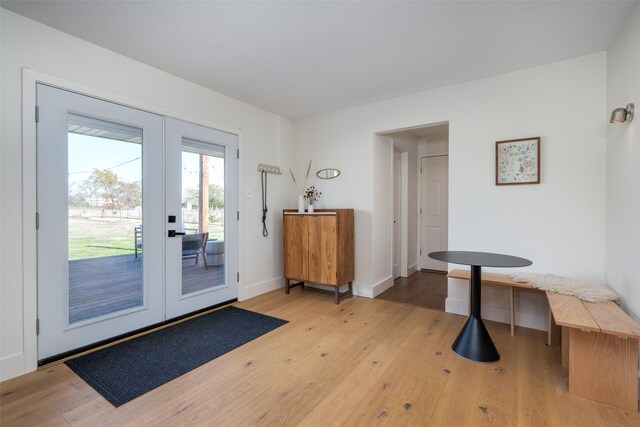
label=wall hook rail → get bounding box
[257,163,282,174]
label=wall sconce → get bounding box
[610,103,634,123]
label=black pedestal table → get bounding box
[429,251,532,363]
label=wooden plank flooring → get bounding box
[69,254,224,323]
[2,288,639,426]
[376,270,447,311]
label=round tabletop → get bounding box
[428,251,532,268]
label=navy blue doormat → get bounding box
[65,306,288,407]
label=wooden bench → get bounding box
[447,269,559,342]
[447,268,640,411]
[547,292,640,411]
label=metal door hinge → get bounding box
[36,318,40,335]
[237,149,239,159]
[36,212,39,230]
[420,208,422,215]
[35,105,39,123]
[237,211,239,220]
[237,272,240,282]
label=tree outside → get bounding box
[69,168,142,259]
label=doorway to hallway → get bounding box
[376,270,447,311]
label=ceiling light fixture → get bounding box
[610,103,634,123]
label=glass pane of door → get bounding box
[67,115,143,323]
[181,140,225,295]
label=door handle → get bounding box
[168,230,186,237]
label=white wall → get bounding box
[293,52,607,331]
[0,10,293,380]
[605,3,640,319]
[370,135,394,296]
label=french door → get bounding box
[165,118,238,319]
[36,84,238,360]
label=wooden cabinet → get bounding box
[283,209,354,303]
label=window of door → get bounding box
[67,114,144,323]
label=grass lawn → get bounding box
[69,214,224,260]
[69,216,139,259]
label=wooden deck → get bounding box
[69,254,224,323]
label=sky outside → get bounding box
[68,133,225,196]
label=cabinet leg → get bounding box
[349,282,353,297]
[335,287,340,304]
[301,281,305,290]
[285,279,290,295]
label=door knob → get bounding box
[168,230,186,237]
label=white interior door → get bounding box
[420,156,449,271]
[36,84,164,360]
[165,118,238,319]
[392,150,402,279]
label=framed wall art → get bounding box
[495,137,540,185]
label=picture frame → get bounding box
[495,137,540,185]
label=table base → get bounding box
[452,315,500,363]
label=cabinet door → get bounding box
[308,215,338,285]
[283,214,308,280]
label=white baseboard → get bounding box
[239,277,284,301]
[357,285,373,298]
[371,276,394,298]
[1,352,25,381]
[445,297,547,332]
[407,263,417,276]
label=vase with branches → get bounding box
[289,160,312,212]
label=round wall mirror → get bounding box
[316,168,341,179]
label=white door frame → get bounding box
[392,150,402,279]
[399,151,409,277]
[21,68,243,373]
[390,146,410,279]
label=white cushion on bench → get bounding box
[510,273,619,303]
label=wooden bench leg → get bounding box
[568,329,638,411]
[561,326,569,368]
[509,287,515,336]
[547,310,562,346]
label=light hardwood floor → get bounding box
[1,287,639,426]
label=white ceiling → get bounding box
[2,1,635,119]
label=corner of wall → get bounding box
[0,353,25,382]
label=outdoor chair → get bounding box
[134,225,142,258]
[182,232,209,269]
